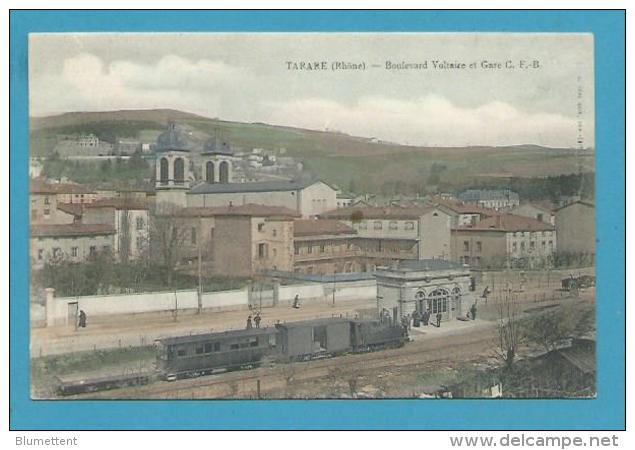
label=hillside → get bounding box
[29,109,595,193]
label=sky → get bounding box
[28,33,594,148]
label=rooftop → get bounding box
[56,202,83,217]
[457,214,555,232]
[458,189,520,202]
[157,327,276,345]
[84,198,150,210]
[188,179,327,195]
[31,223,116,238]
[174,203,300,218]
[397,259,465,271]
[293,219,356,237]
[30,180,95,195]
[320,205,435,220]
[430,198,500,216]
[275,317,351,329]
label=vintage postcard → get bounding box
[26,32,597,402]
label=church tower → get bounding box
[155,123,193,209]
[201,134,234,184]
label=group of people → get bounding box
[402,309,442,329]
[246,311,262,329]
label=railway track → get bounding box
[76,325,498,399]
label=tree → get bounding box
[148,205,189,287]
[496,290,522,370]
[523,304,595,353]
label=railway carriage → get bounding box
[275,318,352,361]
[155,327,278,380]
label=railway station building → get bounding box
[375,260,473,323]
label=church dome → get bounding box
[155,123,196,153]
[202,135,234,156]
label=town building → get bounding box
[429,198,499,227]
[30,180,64,225]
[510,202,556,225]
[458,189,520,210]
[451,214,556,268]
[375,259,473,323]
[211,205,298,277]
[153,123,337,217]
[82,198,150,262]
[52,134,114,157]
[293,219,359,274]
[30,223,116,269]
[554,201,595,261]
[320,205,453,261]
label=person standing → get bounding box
[78,310,87,328]
[470,303,477,321]
[246,315,253,329]
[254,312,261,328]
[292,294,300,309]
[436,312,442,328]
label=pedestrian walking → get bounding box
[78,310,87,328]
[254,312,261,328]
[292,294,300,309]
[422,309,430,326]
[436,312,442,328]
[470,303,477,321]
[246,315,253,329]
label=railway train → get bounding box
[56,317,408,395]
[155,317,408,381]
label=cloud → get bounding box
[263,95,581,147]
[30,53,585,148]
[30,53,243,117]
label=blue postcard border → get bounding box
[9,10,625,430]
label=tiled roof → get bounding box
[30,180,95,195]
[57,202,83,217]
[293,219,357,237]
[85,198,149,210]
[458,189,520,202]
[457,214,554,232]
[175,203,300,218]
[554,200,595,212]
[188,179,329,195]
[430,198,500,216]
[31,223,115,238]
[320,205,434,220]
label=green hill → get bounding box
[29,109,595,194]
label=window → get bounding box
[89,245,97,255]
[428,289,449,314]
[373,221,382,230]
[512,242,517,252]
[307,245,313,254]
[136,217,145,230]
[195,345,205,355]
[294,245,299,255]
[191,227,197,245]
[476,241,482,253]
[405,221,415,230]
[530,241,536,250]
[258,243,267,258]
[177,349,187,357]
[136,236,145,252]
[389,221,398,230]
[359,222,367,230]
[102,245,111,253]
[249,338,259,348]
[320,244,325,253]
[258,223,265,232]
[52,247,61,258]
[44,196,50,205]
[463,241,469,252]
[520,242,526,251]
[537,213,544,222]
[272,229,277,237]
[542,241,546,249]
[71,247,78,257]
[37,249,44,260]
